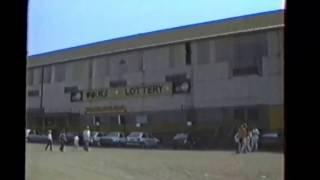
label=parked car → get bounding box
[27,134,48,143]
[91,131,105,146]
[172,133,197,149]
[100,132,126,147]
[126,132,160,148]
[259,132,283,150]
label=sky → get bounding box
[28,0,285,56]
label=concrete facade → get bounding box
[26,10,284,147]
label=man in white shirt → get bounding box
[45,129,53,151]
[82,126,91,152]
[74,135,79,149]
[234,131,241,153]
[251,128,260,151]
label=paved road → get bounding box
[26,143,284,180]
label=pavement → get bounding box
[26,143,284,180]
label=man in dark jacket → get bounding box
[59,129,67,152]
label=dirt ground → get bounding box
[26,143,284,180]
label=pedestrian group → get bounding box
[234,123,260,153]
[44,126,91,152]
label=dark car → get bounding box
[172,133,197,149]
[66,132,78,145]
[259,132,284,150]
[27,134,48,143]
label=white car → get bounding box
[126,132,160,148]
[100,132,126,147]
[91,132,105,146]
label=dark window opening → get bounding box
[43,66,52,84]
[55,64,66,82]
[232,31,267,76]
[89,61,93,79]
[64,86,78,93]
[28,90,39,97]
[109,80,127,88]
[27,69,34,86]
[185,42,191,65]
[119,59,126,65]
[165,74,187,83]
[197,40,210,65]
[234,108,245,122]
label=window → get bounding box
[185,42,191,65]
[43,66,52,84]
[27,69,34,86]
[247,107,259,122]
[72,61,86,81]
[233,31,268,76]
[88,61,93,79]
[197,40,210,65]
[215,36,233,63]
[169,46,176,68]
[64,86,78,93]
[119,59,128,74]
[54,64,66,82]
[140,55,145,72]
[234,108,245,122]
[165,74,187,83]
[105,59,110,76]
[33,68,43,85]
[28,90,39,97]
[109,80,127,88]
[234,107,260,124]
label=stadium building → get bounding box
[26,10,284,147]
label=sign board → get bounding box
[71,82,173,102]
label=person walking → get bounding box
[251,127,260,151]
[45,129,53,151]
[59,129,67,152]
[246,129,253,152]
[74,135,79,150]
[82,126,91,152]
[234,130,241,153]
[238,124,248,153]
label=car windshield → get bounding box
[107,132,118,137]
[128,132,141,137]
